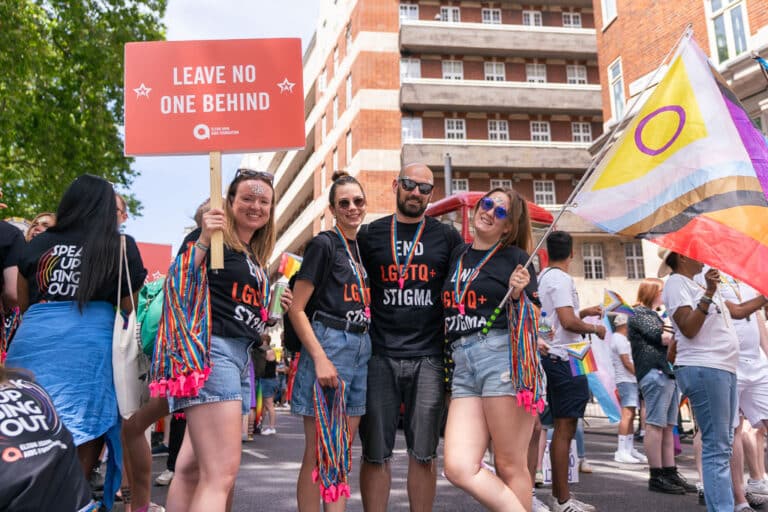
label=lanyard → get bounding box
[248,253,270,322]
[390,216,425,289]
[452,242,503,315]
[334,226,370,319]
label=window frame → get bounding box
[401,116,423,141]
[533,179,556,205]
[608,57,625,122]
[572,122,592,143]
[484,61,506,81]
[399,3,419,21]
[566,64,588,85]
[522,10,543,27]
[488,119,510,141]
[442,60,464,80]
[624,242,646,280]
[481,8,502,24]
[445,118,467,140]
[346,74,352,107]
[582,242,605,280]
[601,0,617,27]
[440,6,461,22]
[530,121,551,142]
[708,0,749,64]
[562,12,582,28]
[451,178,469,192]
[400,57,421,80]
[526,63,547,83]
[490,178,513,189]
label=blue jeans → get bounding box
[676,366,737,512]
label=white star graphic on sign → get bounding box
[277,78,295,94]
[133,83,152,99]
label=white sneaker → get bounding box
[746,490,768,507]
[578,458,593,474]
[533,495,552,512]
[262,427,277,436]
[481,460,497,475]
[147,504,166,512]
[551,498,593,512]
[570,496,596,512]
[614,450,641,464]
[746,478,768,496]
[154,469,174,486]
[630,448,648,463]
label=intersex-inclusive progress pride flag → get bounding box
[573,37,768,295]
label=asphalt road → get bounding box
[116,409,716,511]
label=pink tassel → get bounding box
[311,467,319,483]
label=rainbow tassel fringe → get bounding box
[0,307,20,365]
[149,243,211,399]
[508,295,546,416]
[311,379,351,503]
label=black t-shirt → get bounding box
[295,230,370,325]
[181,229,269,341]
[0,374,93,512]
[20,230,147,306]
[0,221,25,301]
[263,359,277,379]
[442,243,539,338]
[358,215,463,358]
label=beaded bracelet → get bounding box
[195,241,210,251]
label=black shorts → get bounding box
[542,356,589,419]
[359,353,445,464]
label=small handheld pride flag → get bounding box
[603,289,635,316]
[278,252,303,279]
[566,341,598,376]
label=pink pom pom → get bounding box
[338,483,351,498]
[311,467,319,483]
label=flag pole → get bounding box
[483,25,695,328]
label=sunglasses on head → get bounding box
[479,196,508,220]
[235,168,274,184]
[337,197,366,210]
[398,177,434,195]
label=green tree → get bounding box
[0,0,166,219]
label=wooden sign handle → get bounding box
[209,151,224,270]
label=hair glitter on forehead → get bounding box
[248,182,266,196]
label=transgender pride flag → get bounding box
[584,316,621,423]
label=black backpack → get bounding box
[283,232,335,353]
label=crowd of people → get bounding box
[1,164,768,512]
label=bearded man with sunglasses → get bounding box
[357,163,463,512]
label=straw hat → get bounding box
[657,246,673,278]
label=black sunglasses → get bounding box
[337,197,366,210]
[479,197,508,220]
[398,177,434,195]
[235,168,274,183]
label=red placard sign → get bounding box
[124,38,305,155]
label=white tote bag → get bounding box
[112,235,143,419]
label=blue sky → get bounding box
[123,0,320,250]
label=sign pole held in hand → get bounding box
[209,151,223,269]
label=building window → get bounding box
[346,131,352,165]
[333,96,339,126]
[526,63,547,83]
[562,12,582,28]
[442,60,464,80]
[440,6,461,22]
[481,8,502,24]
[566,65,587,84]
[530,121,551,142]
[709,0,748,63]
[445,118,466,140]
[625,242,645,279]
[488,120,509,141]
[452,178,469,192]
[522,10,543,27]
[601,0,617,26]
[345,24,352,49]
[572,122,592,143]
[319,68,327,92]
[321,164,327,191]
[346,75,352,107]
[609,58,625,121]
[582,243,605,280]
[484,62,505,81]
[402,116,423,141]
[321,115,326,139]
[399,3,419,20]
[491,179,513,189]
[333,47,339,75]
[533,180,556,205]
[400,57,421,80]
[333,148,338,171]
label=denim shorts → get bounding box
[616,381,639,409]
[639,369,679,427]
[290,320,372,417]
[169,334,252,413]
[541,355,589,419]
[260,378,279,400]
[450,330,515,398]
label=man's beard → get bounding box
[396,193,427,218]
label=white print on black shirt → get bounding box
[444,314,488,332]
[394,240,423,257]
[382,288,434,307]
[233,304,267,331]
[0,388,49,438]
[38,244,82,297]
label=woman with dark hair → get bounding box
[6,174,146,510]
[441,188,540,511]
[289,170,371,512]
[164,169,291,512]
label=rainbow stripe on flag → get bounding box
[566,341,598,376]
[603,289,635,316]
[278,252,303,279]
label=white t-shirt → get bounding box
[663,273,739,374]
[538,267,582,359]
[611,332,636,384]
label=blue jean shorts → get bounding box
[616,381,639,408]
[450,330,515,398]
[169,335,252,413]
[290,320,372,417]
[639,369,679,427]
[260,378,279,400]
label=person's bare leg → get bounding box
[645,424,664,468]
[732,422,747,506]
[123,396,170,509]
[551,418,577,503]
[77,437,104,478]
[360,460,391,512]
[407,456,437,512]
[297,416,321,512]
[165,427,198,512]
[528,417,542,483]
[661,425,676,468]
[265,397,276,429]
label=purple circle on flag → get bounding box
[634,105,686,156]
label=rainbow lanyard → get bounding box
[390,216,425,289]
[452,242,503,316]
[334,226,370,319]
[248,253,270,322]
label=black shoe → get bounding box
[697,489,705,506]
[665,471,698,493]
[649,476,686,495]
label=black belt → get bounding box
[312,310,368,334]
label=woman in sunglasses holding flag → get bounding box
[441,187,542,511]
[289,171,372,511]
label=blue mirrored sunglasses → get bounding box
[479,196,508,220]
